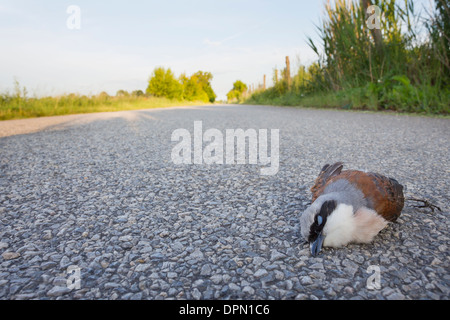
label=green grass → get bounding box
[244,0,450,116]
[245,84,450,115]
[0,91,209,121]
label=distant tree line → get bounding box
[145,67,216,103]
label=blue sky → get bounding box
[0,0,325,100]
[0,0,432,100]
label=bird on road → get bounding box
[300,162,405,256]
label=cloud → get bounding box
[203,31,247,47]
[203,38,223,47]
[203,18,272,47]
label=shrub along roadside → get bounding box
[0,81,209,121]
[247,76,450,115]
[1,67,217,120]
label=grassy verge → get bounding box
[244,0,450,116]
[0,92,209,121]
[245,84,450,115]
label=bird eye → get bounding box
[316,215,323,226]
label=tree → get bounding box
[232,80,247,93]
[192,71,216,103]
[180,73,208,102]
[146,67,183,100]
[180,71,216,103]
[146,67,216,102]
[227,80,248,102]
[131,90,144,97]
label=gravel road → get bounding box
[0,104,448,300]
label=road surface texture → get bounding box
[0,104,448,300]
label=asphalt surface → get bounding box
[0,104,448,300]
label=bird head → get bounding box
[300,198,355,256]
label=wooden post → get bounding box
[275,69,278,84]
[285,56,291,89]
[263,75,266,90]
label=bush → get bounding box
[146,67,183,100]
[116,90,129,97]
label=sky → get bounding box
[0,0,433,100]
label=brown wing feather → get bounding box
[310,162,344,200]
[312,168,404,222]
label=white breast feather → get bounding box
[322,203,389,247]
[323,203,355,247]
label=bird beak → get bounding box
[310,232,324,256]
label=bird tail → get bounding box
[310,162,344,196]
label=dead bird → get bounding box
[300,162,405,256]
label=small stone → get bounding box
[119,235,133,242]
[254,269,268,279]
[104,282,121,289]
[53,276,67,287]
[120,242,133,250]
[150,253,165,261]
[309,271,326,280]
[295,293,309,300]
[242,286,255,295]
[210,274,222,284]
[41,261,57,270]
[403,240,415,247]
[159,230,169,237]
[135,264,150,272]
[274,270,285,280]
[47,286,71,297]
[2,252,20,260]
[203,289,214,300]
[387,292,405,300]
[14,293,37,300]
[110,292,119,300]
[252,257,266,266]
[42,230,52,240]
[260,272,275,284]
[325,287,336,297]
[188,248,204,260]
[200,264,212,276]
[310,262,324,270]
[0,242,9,250]
[270,249,286,261]
[431,258,442,266]
[222,274,231,283]
[343,286,354,295]
[301,276,313,285]
[191,288,201,300]
[60,256,71,268]
[229,283,240,291]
